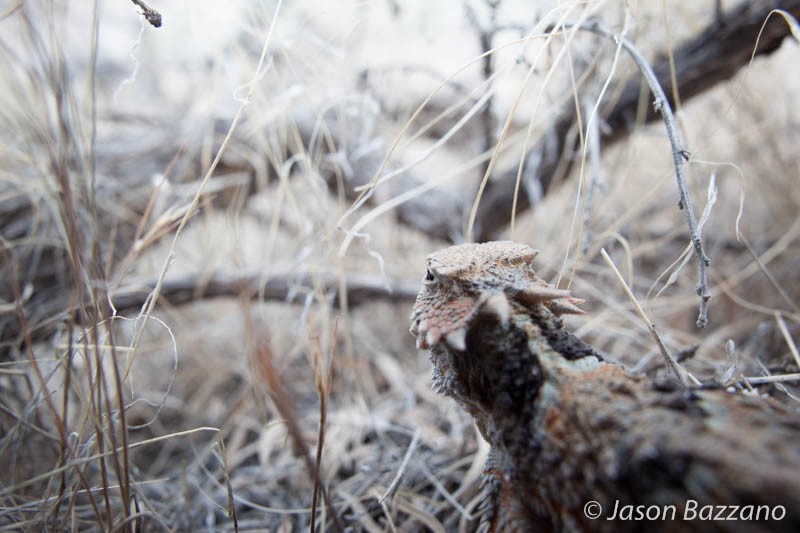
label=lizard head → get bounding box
[409,241,584,352]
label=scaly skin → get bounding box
[410,241,800,532]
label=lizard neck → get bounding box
[431,300,603,461]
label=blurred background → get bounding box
[1,0,798,530]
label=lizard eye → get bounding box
[423,269,437,285]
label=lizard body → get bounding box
[410,241,800,532]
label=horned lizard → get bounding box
[410,241,800,532]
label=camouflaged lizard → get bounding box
[410,241,800,532]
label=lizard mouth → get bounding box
[410,306,465,351]
[409,316,438,350]
[411,292,515,352]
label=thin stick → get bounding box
[109,270,419,314]
[775,312,800,369]
[601,248,700,387]
[379,428,421,504]
[738,373,800,385]
[130,0,162,28]
[568,22,712,327]
[419,462,474,521]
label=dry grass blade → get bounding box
[213,438,239,532]
[739,234,800,314]
[379,428,420,504]
[309,324,336,533]
[775,312,800,369]
[251,333,344,532]
[467,5,592,243]
[127,0,283,359]
[394,500,446,533]
[601,248,700,387]
[740,373,800,385]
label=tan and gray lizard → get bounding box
[410,241,800,532]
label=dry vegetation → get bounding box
[1,0,799,530]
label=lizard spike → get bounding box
[415,319,432,349]
[478,293,511,326]
[425,327,443,349]
[430,265,460,281]
[415,318,431,335]
[521,248,539,264]
[547,297,586,316]
[415,335,427,350]
[445,328,467,351]
[518,285,573,305]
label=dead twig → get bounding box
[577,21,711,328]
[379,428,420,504]
[110,271,420,314]
[130,0,162,28]
[473,0,800,243]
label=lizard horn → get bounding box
[518,285,573,305]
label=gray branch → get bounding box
[573,22,711,327]
[473,0,800,243]
[110,270,420,314]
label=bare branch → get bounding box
[110,271,419,314]
[130,0,162,28]
[473,0,800,242]
[575,21,711,327]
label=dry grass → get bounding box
[1,1,799,530]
